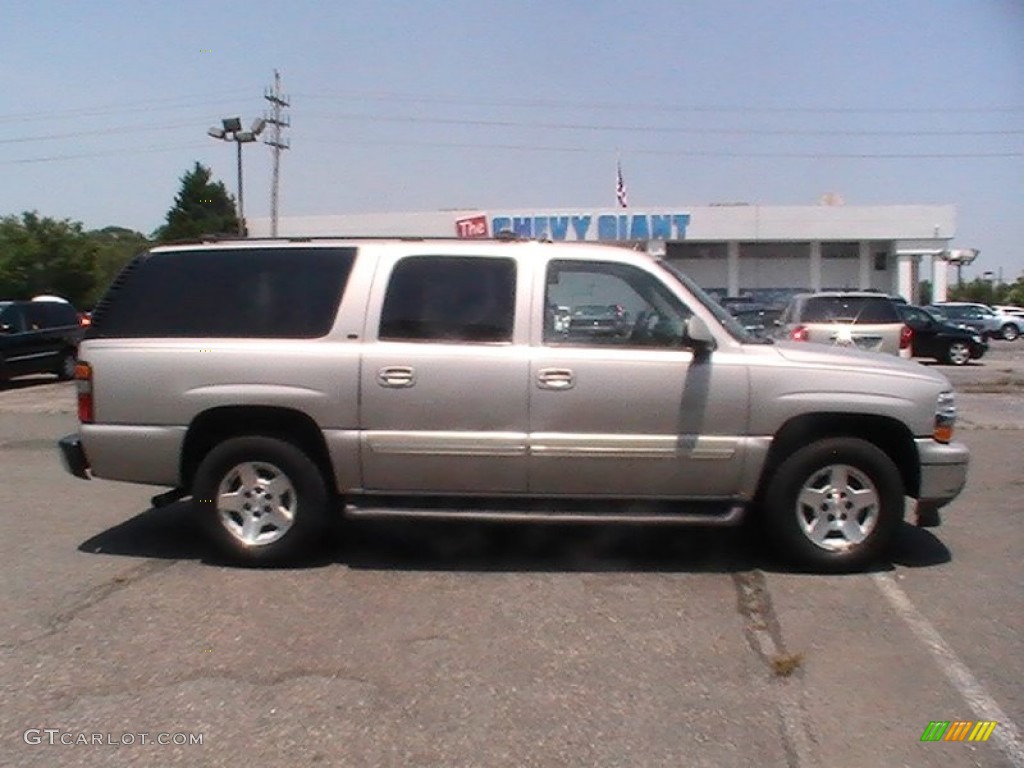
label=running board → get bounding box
[344,501,746,527]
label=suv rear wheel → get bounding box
[763,437,903,572]
[193,435,330,565]
[1001,323,1020,341]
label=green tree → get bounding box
[949,278,1007,305]
[0,211,97,306]
[85,226,151,307]
[155,162,239,242]
[917,280,932,306]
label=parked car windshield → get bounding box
[657,261,770,344]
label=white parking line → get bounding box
[872,572,1024,767]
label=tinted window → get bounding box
[800,296,900,324]
[89,248,355,339]
[379,256,516,343]
[0,304,26,333]
[30,302,78,328]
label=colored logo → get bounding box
[920,721,997,742]
[455,215,489,239]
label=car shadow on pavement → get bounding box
[78,505,951,574]
[887,521,952,568]
[78,502,771,574]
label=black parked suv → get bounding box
[898,305,987,365]
[0,299,84,383]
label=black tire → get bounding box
[55,349,77,381]
[192,435,330,566]
[762,437,903,573]
[944,340,972,366]
[1000,323,1020,341]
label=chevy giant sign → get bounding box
[455,212,691,242]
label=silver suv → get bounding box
[777,292,912,357]
[58,239,969,572]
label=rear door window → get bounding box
[88,247,356,338]
[379,256,516,343]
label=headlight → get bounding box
[972,335,983,343]
[934,391,956,443]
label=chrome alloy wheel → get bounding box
[216,461,297,547]
[795,464,880,552]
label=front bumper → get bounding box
[915,438,969,507]
[58,434,90,480]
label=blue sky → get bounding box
[2,0,1021,279]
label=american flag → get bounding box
[616,161,628,208]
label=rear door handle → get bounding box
[378,366,416,388]
[537,368,575,390]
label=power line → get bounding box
[0,92,257,125]
[304,135,1024,159]
[295,90,1024,115]
[301,110,1024,138]
[0,121,205,144]
[2,142,211,165]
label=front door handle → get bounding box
[537,368,575,390]
[378,366,416,388]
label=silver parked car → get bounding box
[929,302,1024,341]
[58,239,968,573]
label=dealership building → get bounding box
[248,203,970,303]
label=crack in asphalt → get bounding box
[1,560,181,651]
[733,570,819,768]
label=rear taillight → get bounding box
[900,324,913,349]
[790,325,810,342]
[75,362,93,423]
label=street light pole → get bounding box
[208,116,267,237]
[236,140,244,235]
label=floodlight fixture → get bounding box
[208,114,264,236]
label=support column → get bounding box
[896,254,915,302]
[809,241,822,292]
[727,241,740,297]
[931,254,949,303]
[858,241,871,289]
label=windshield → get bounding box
[657,261,770,344]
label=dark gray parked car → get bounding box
[0,299,83,382]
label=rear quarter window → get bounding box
[88,247,356,339]
[800,297,900,324]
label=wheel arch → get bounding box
[180,406,337,493]
[756,413,920,502]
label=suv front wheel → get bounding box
[193,435,330,565]
[763,437,903,572]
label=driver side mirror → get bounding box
[684,315,715,353]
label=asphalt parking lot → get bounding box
[1,343,1021,768]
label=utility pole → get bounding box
[264,70,290,237]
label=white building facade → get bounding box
[248,204,961,303]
